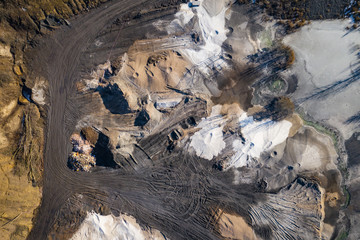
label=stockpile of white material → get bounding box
[173,4,195,27]
[229,113,292,169]
[190,105,226,160]
[71,212,166,240]
[190,106,292,166]
[167,0,232,75]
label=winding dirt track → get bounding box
[27,1,262,239]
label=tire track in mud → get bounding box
[27,0,170,238]
[27,1,264,239]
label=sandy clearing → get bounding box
[285,126,338,172]
[3,106,22,134]
[125,50,190,92]
[218,211,257,240]
[113,75,141,111]
[285,114,303,137]
[109,131,137,157]
[0,100,17,118]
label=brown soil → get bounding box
[211,65,260,111]
[125,49,190,92]
[0,153,41,240]
[80,127,99,146]
[217,210,257,240]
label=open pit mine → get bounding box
[1,0,360,239]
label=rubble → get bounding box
[68,134,96,172]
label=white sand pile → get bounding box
[167,1,233,75]
[229,113,292,168]
[189,104,292,165]
[190,105,227,160]
[159,4,194,34]
[71,212,166,240]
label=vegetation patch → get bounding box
[301,118,338,147]
[345,0,360,29]
[269,78,286,92]
[237,0,350,32]
[335,230,349,240]
[13,104,44,186]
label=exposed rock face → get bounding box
[0,31,45,237]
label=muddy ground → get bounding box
[21,0,356,239]
[25,0,266,239]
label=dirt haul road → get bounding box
[26,0,264,239]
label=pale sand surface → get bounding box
[284,20,360,139]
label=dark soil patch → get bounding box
[345,132,360,167]
[80,126,99,146]
[212,66,261,111]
